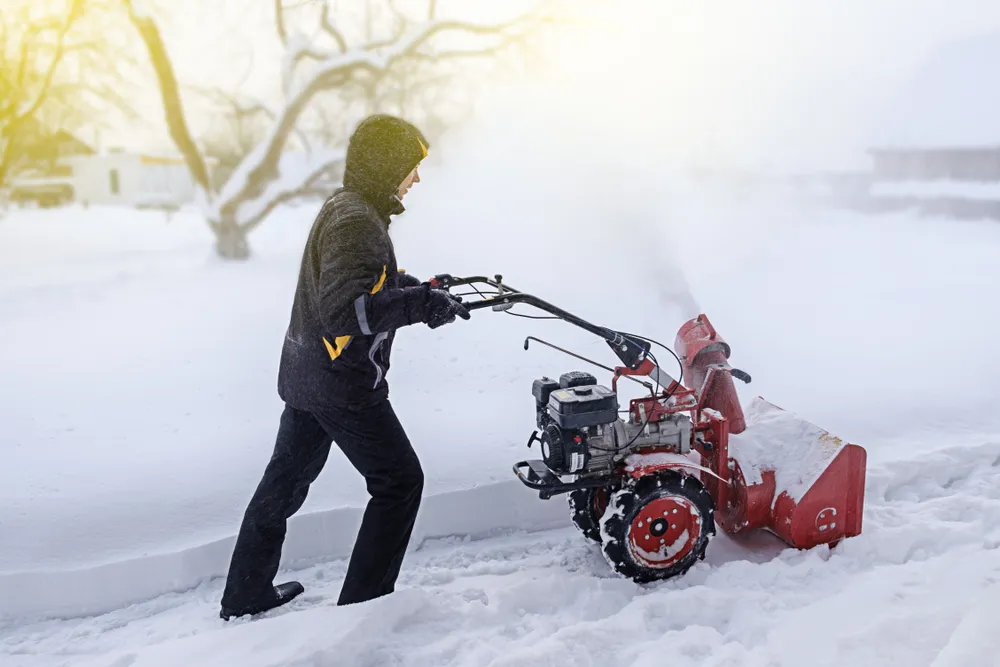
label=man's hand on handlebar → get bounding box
[425,289,470,329]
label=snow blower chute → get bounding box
[431,274,867,582]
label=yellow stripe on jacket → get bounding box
[322,265,387,360]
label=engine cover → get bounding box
[559,371,597,389]
[547,384,619,429]
[539,423,589,473]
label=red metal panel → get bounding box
[767,444,867,548]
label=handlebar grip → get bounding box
[465,298,503,311]
[730,368,752,384]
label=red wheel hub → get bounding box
[627,495,702,569]
[592,488,608,518]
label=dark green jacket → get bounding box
[278,188,430,409]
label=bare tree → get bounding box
[0,0,130,188]
[126,0,551,260]
[194,89,275,187]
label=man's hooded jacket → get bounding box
[278,115,431,409]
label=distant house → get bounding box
[10,146,216,210]
[867,30,1000,218]
[7,120,95,167]
[64,151,206,209]
[870,148,1000,182]
[6,126,96,207]
[5,118,217,209]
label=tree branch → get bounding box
[367,1,408,52]
[0,69,15,116]
[8,0,86,131]
[213,70,350,219]
[237,152,343,232]
[125,0,213,198]
[406,31,528,63]
[213,11,543,220]
[205,87,277,121]
[281,4,349,73]
[0,10,9,66]
[77,80,140,121]
[16,16,64,97]
[17,23,43,88]
[364,23,406,52]
[319,3,347,53]
[274,0,287,45]
[0,0,129,187]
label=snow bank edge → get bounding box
[0,480,567,621]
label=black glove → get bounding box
[425,289,471,329]
[397,271,423,288]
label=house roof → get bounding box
[870,30,1000,151]
[9,120,95,165]
[51,130,95,156]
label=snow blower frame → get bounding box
[431,274,868,583]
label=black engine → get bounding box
[530,371,691,477]
[532,372,617,474]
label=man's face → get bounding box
[396,164,421,200]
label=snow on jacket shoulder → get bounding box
[278,188,429,409]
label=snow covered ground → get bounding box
[2,439,1000,667]
[3,117,1000,663]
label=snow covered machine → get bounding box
[430,274,868,583]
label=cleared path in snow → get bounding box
[3,439,999,667]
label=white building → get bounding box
[869,30,1000,183]
[61,152,204,209]
[864,30,1000,218]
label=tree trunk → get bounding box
[213,218,251,260]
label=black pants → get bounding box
[221,400,424,609]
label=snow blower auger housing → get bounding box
[430,274,868,583]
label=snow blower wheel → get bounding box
[569,487,609,543]
[599,471,715,582]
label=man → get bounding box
[220,114,470,620]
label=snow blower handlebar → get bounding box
[428,274,677,387]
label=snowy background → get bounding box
[5,0,1000,665]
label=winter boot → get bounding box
[220,581,304,620]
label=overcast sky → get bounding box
[117,0,1000,172]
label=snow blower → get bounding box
[430,274,867,583]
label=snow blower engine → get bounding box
[430,274,868,583]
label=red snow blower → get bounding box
[431,274,867,583]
